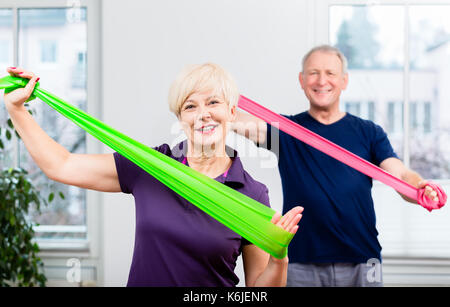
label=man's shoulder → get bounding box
[344,113,380,131]
[283,111,310,122]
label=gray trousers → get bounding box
[287,262,383,287]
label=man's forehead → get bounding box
[304,51,343,70]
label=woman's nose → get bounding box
[196,106,212,121]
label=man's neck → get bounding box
[308,106,346,125]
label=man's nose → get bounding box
[317,73,327,85]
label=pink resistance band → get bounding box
[238,95,447,212]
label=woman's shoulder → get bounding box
[113,143,177,176]
[235,164,270,208]
[114,143,175,163]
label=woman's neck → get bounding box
[186,142,231,178]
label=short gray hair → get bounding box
[301,45,348,74]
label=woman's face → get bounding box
[179,90,236,151]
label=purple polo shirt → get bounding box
[113,141,271,287]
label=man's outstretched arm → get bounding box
[231,111,267,145]
[380,157,439,203]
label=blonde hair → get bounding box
[168,63,239,117]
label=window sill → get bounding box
[33,226,90,255]
[36,238,90,258]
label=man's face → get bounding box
[299,51,348,111]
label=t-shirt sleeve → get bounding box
[256,184,271,208]
[260,123,275,150]
[241,184,271,246]
[113,144,171,194]
[371,123,399,165]
[256,116,289,159]
[113,152,143,194]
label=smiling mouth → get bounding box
[313,89,332,94]
[195,124,218,134]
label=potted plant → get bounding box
[0,115,47,287]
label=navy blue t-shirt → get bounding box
[264,112,398,263]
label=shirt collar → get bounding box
[171,140,246,186]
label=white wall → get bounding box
[100,0,311,286]
[99,0,450,287]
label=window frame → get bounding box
[0,0,101,256]
[314,0,450,170]
[316,0,450,263]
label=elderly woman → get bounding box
[4,64,302,287]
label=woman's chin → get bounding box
[193,140,220,149]
[190,135,225,150]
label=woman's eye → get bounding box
[209,100,219,105]
[184,104,194,110]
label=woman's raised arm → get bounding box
[4,67,120,192]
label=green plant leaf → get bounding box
[0,166,47,286]
[5,129,11,140]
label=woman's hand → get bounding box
[4,67,39,109]
[271,206,303,235]
[269,206,303,265]
[243,206,303,286]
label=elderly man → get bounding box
[233,45,441,287]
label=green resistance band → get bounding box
[0,76,294,259]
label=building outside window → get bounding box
[0,7,88,244]
[40,40,57,63]
[328,2,450,260]
[330,4,450,180]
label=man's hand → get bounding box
[380,157,446,210]
[417,180,439,202]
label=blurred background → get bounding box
[0,0,449,286]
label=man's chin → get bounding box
[310,101,336,111]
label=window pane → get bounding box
[409,5,450,179]
[0,9,14,168]
[367,101,375,122]
[40,40,57,63]
[345,101,360,117]
[330,5,405,159]
[18,8,87,239]
[330,4,450,260]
